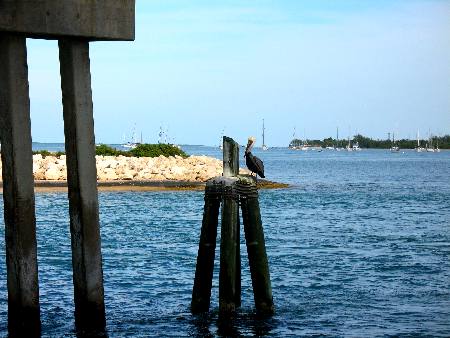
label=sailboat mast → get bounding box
[262,119,265,147]
[336,127,339,147]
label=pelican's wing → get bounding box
[254,156,265,177]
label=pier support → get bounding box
[1,2,135,334]
[0,34,41,336]
[191,137,274,316]
[59,39,106,331]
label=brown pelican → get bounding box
[244,136,265,181]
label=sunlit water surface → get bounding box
[1,146,449,337]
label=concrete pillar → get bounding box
[0,33,41,336]
[58,38,105,331]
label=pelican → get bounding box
[244,136,265,181]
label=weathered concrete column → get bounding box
[0,33,41,336]
[58,38,105,331]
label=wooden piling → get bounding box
[191,183,221,313]
[235,210,241,308]
[220,137,241,312]
[239,179,274,315]
[192,137,274,316]
[59,38,106,331]
[0,33,41,336]
[219,181,239,314]
[223,136,239,177]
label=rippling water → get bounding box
[1,146,449,337]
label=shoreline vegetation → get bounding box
[289,134,450,149]
[0,144,288,191]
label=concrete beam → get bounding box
[0,0,135,41]
[58,38,106,331]
[0,33,41,336]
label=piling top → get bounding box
[223,136,239,177]
[207,176,238,187]
[0,0,135,41]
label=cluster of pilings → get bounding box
[0,1,135,336]
[191,137,274,316]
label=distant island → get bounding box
[289,134,450,149]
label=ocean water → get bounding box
[0,146,449,337]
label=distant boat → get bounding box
[426,133,435,152]
[436,142,441,152]
[288,127,300,149]
[334,127,345,151]
[346,135,353,151]
[301,143,311,151]
[390,132,400,152]
[415,130,425,152]
[261,119,268,151]
[123,126,141,149]
[352,141,361,151]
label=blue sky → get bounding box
[26,0,449,146]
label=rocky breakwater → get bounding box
[0,154,250,182]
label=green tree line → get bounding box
[32,144,188,158]
[290,134,450,149]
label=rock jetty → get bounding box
[0,154,250,182]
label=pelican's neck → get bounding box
[245,141,254,154]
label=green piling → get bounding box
[191,183,221,313]
[219,182,239,314]
[239,179,274,315]
[191,137,274,316]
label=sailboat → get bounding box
[289,127,300,149]
[390,132,399,152]
[261,119,268,150]
[335,127,345,151]
[415,130,425,152]
[346,134,352,151]
[352,141,361,151]
[123,125,141,149]
[436,140,441,153]
[426,132,435,152]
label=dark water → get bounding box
[1,146,449,337]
